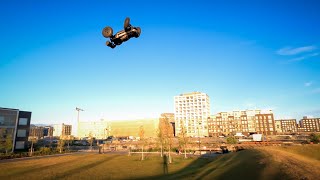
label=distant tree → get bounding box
[309,133,320,144]
[5,133,13,154]
[162,116,174,163]
[139,126,145,160]
[0,128,14,154]
[88,132,94,151]
[179,121,189,159]
[226,136,237,144]
[167,122,174,164]
[57,137,65,153]
[0,129,6,153]
[158,117,167,157]
[29,129,37,156]
[29,136,37,156]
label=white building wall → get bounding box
[53,124,62,137]
[78,120,108,139]
[174,92,210,137]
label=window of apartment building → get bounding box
[19,118,28,125]
[17,129,27,137]
[0,116,4,125]
[15,141,25,149]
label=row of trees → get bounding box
[137,116,190,162]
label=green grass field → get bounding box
[0,145,319,180]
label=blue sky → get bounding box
[1,0,320,127]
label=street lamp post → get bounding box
[198,122,201,155]
[76,107,84,138]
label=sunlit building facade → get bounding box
[274,119,298,134]
[29,125,44,140]
[208,109,275,136]
[108,118,159,138]
[174,92,210,137]
[78,120,109,139]
[53,123,72,137]
[298,116,320,132]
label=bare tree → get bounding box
[29,128,37,156]
[160,116,174,163]
[0,130,4,153]
[29,136,37,156]
[167,121,173,164]
[179,121,189,159]
[58,136,65,153]
[139,125,145,161]
[158,118,167,157]
[88,132,94,151]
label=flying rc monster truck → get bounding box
[102,17,141,48]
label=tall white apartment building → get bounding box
[174,92,210,137]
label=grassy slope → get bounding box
[256,145,320,180]
[0,145,319,180]
[273,144,320,160]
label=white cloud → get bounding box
[287,52,319,63]
[304,81,313,87]
[277,46,317,56]
[244,102,255,108]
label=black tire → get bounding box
[124,17,130,29]
[102,26,113,38]
[135,27,141,38]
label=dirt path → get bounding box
[257,147,320,180]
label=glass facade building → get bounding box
[0,108,31,153]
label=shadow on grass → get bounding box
[2,154,97,178]
[53,155,120,179]
[133,149,281,180]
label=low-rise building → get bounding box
[29,125,44,140]
[275,120,282,133]
[108,118,159,138]
[298,116,320,132]
[53,123,72,137]
[208,109,275,137]
[0,107,32,152]
[78,119,108,139]
[274,119,297,134]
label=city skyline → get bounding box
[1,0,320,126]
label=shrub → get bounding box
[226,136,237,144]
[39,147,52,155]
[309,133,320,144]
